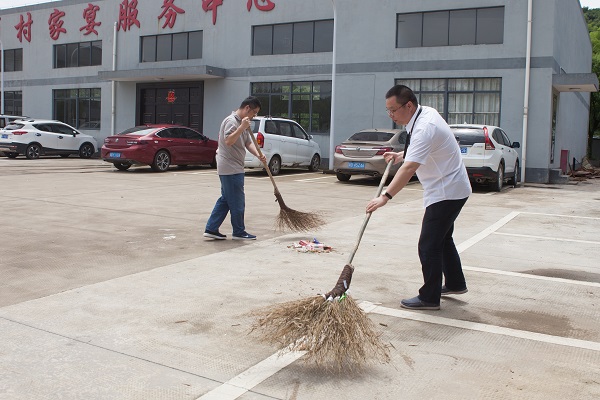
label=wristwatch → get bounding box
[383,192,393,200]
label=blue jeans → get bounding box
[205,173,246,236]
[417,197,469,304]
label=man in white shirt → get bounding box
[366,85,472,310]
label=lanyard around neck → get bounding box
[404,106,423,155]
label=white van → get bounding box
[244,116,321,175]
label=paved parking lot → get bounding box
[1,157,599,399]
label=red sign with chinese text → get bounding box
[15,12,33,43]
[80,3,102,36]
[118,0,140,32]
[159,0,185,29]
[7,0,276,43]
[48,9,67,40]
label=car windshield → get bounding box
[348,131,395,142]
[452,129,486,146]
[3,123,25,130]
[251,120,260,133]
[118,126,156,136]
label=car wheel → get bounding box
[493,163,504,192]
[60,154,70,158]
[268,155,281,176]
[26,143,41,159]
[79,143,95,159]
[508,161,519,187]
[336,172,351,182]
[6,152,18,159]
[210,157,217,168]
[151,150,171,172]
[113,162,131,171]
[308,154,321,172]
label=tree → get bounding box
[584,8,600,157]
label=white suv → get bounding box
[0,114,29,129]
[244,116,321,175]
[0,119,98,159]
[450,124,520,192]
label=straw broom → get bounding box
[248,129,325,232]
[252,162,393,372]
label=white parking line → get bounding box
[456,211,520,253]
[249,172,321,180]
[295,176,335,182]
[521,211,600,220]
[493,231,600,245]
[462,265,600,288]
[202,210,597,399]
[173,171,217,176]
[360,301,600,352]
[196,348,305,400]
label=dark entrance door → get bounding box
[137,82,203,131]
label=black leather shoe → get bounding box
[400,296,440,310]
[441,285,468,295]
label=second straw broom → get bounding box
[252,161,394,371]
[248,128,325,232]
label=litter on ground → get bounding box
[288,238,332,253]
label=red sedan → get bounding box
[101,125,217,172]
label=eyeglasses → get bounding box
[386,102,408,116]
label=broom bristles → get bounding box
[251,295,390,372]
[274,192,325,232]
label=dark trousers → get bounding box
[417,197,469,304]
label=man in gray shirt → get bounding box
[204,96,266,240]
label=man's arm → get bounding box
[245,140,266,163]
[365,160,420,213]
[224,117,251,147]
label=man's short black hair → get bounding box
[240,96,262,111]
[385,85,418,108]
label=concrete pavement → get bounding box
[1,157,599,399]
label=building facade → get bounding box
[0,0,597,182]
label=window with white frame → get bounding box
[1,49,23,72]
[251,81,331,133]
[397,7,504,48]
[396,78,501,126]
[53,88,101,129]
[252,20,333,55]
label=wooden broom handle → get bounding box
[247,129,281,195]
[346,160,393,265]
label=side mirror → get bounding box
[308,134,313,140]
[512,142,520,149]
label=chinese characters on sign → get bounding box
[48,9,67,40]
[15,12,33,43]
[118,0,140,32]
[159,0,185,29]
[80,3,101,36]
[202,0,223,26]
[167,90,177,103]
[8,0,276,43]
[247,0,275,12]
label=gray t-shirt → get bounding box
[215,111,252,175]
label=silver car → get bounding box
[333,129,407,182]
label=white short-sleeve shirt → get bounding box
[404,106,472,208]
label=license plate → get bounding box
[1,134,7,139]
[460,147,467,154]
[348,162,365,169]
[109,152,121,158]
